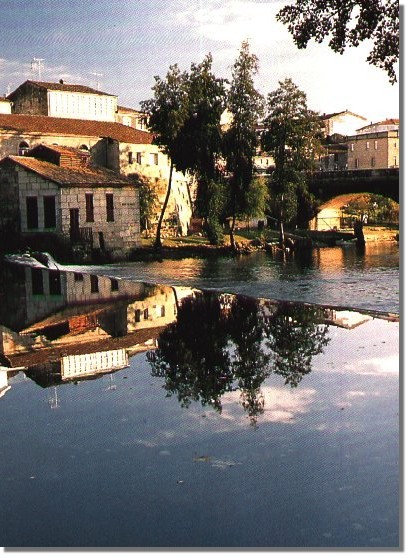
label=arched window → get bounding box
[18,141,29,156]
[79,144,89,151]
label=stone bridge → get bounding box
[309,168,399,203]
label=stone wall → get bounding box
[59,185,140,257]
[10,82,48,116]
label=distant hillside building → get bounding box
[320,110,369,137]
[7,80,118,122]
[116,105,148,131]
[347,130,399,170]
[356,118,399,134]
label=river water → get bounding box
[0,245,399,548]
[63,242,399,314]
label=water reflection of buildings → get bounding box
[0,257,194,393]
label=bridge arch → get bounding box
[309,169,399,203]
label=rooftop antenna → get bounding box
[31,58,45,81]
[91,72,103,90]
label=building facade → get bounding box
[0,145,141,259]
[0,113,193,234]
[347,130,399,170]
[8,80,118,122]
[320,110,369,137]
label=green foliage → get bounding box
[277,0,399,83]
[342,194,398,223]
[262,78,322,233]
[141,56,227,247]
[141,65,189,248]
[205,180,227,245]
[224,41,264,247]
[128,173,158,231]
[241,176,270,220]
[176,55,227,194]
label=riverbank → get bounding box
[130,226,398,260]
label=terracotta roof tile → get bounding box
[2,155,133,187]
[357,118,399,130]
[0,113,153,144]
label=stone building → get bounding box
[0,144,141,259]
[0,113,192,234]
[7,80,118,122]
[116,105,148,131]
[347,130,399,170]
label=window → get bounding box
[26,197,38,229]
[74,272,83,282]
[394,156,398,167]
[150,153,159,165]
[355,159,359,169]
[110,278,119,292]
[31,268,44,295]
[18,141,29,156]
[371,157,376,168]
[350,143,354,152]
[374,140,378,150]
[106,193,114,222]
[136,152,142,164]
[49,270,61,295]
[160,305,165,317]
[90,274,99,293]
[366,141,370,150]
[85,193,94,222]
[135,309,141,322]
[43,196,56,228]
[143,308,149,319]
[128,152,134,164]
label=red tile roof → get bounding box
[117,105,144,114]
[8,80,116,98]
[0,113,153,144]
[357,118,399,130]
[1,155,134,188]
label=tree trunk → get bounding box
[154,161,174,250]
[279,220,285,246]
[278,193,285,247]
[229,213,237,249]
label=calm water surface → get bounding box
[0,258,399,548]
[64,242,399,313]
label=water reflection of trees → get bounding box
[148,292,330,424]
[263,302,330,387]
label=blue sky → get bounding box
[0,0,399,122]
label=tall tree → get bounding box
[141,65,188,249]
[262,78,322,241]
[178,55,227,224]
[277,0,399,83]
[224,41,264,249]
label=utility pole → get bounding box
[31,58,45,80]
[91,72,103,90]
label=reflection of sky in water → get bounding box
[1,316,398,548]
